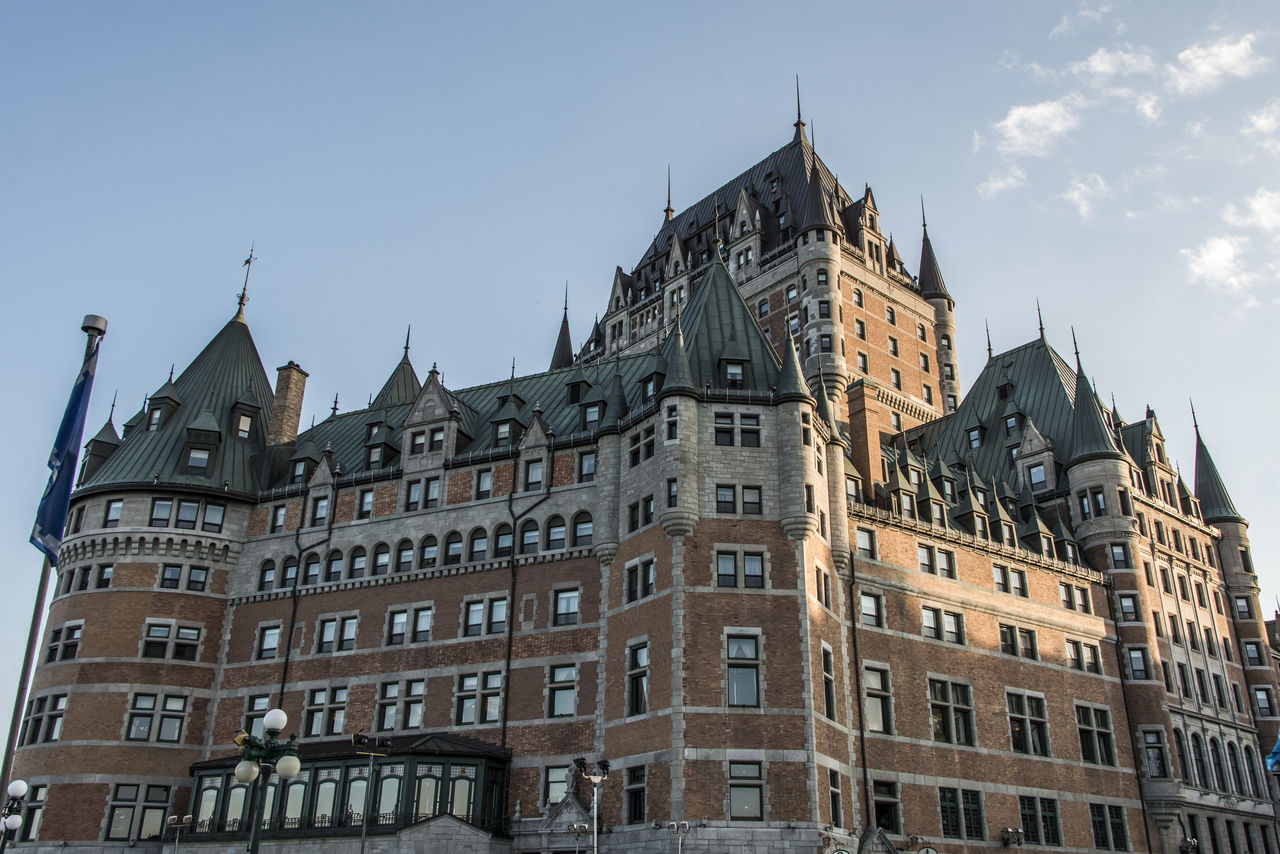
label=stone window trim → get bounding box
[313,611,360,655]
[623,553,658,606]
[725,756,767,822]
[711,543,770,590]
[724,627,764,711]
[140,619,202,661]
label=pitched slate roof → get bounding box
[372,350,422,409]
[81,311,274,496]
[550,309,574,371]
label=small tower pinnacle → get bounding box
[793,74,806,142]
[1037,300,1046,340]
[985,320,993,360]
[332,393,339,417]
[664,165,674,221]
[404,325,411,357]
[236,242,256,320]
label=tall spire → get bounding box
[1192,403,1245,524]
[550,285,574,371]
[236,242,256,322]
[917,206,950,302]
[664,165,674,221]
[793,74,806,143]
[1068,341,1122,465]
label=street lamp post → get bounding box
[570,821,590,854]
[233,708,302,854]
[573,757,609,854]
[0,780,27,853]
[351,733,391,854]
[166,813,192,854]
[668,819,691,853]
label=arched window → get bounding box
[258,561,276,591]
[1173,729,1188,782]
[469,528,488,562]
[376,763,404,825]
[1191,734,1209,788]
[302,553,321,586]
[493,524,513,558]
[1244,746,1262,797]
[546,516,566,550]
[372,544,391,576]
[281,557,299,588]
[853,288,863,307]
[444,532,463,565]
[572,512,593,547]
[415,764,442,821]
[1210,738,1227,791]
[419,536,437,568]
[223,782,249,831]
[396,540,414,573]
[1228,742,1246,794]
[324,551,343,582]
[519,521,540,554]
[349,547,367,579]
[312,769,339,826]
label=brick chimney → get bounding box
[267,361,308,446]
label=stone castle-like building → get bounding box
[12,114,1279,853]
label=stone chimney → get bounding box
[267,361,308,446]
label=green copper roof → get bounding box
[82,310,274,496]
[550,309,574,371]
[1194,426,1245,524]
[917,223,950,302]
[1068,358,1123,466]
[659,320,696,397]
[372,353,421,409]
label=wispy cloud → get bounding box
[1244,99,1280,155]
[1068,46,1156,82]
[993,94,1086,157]
[978,164,1027,199]
[1061,174,1111,219]
[1223,188,1280,232]
[1166,34,1269,95]
[1181,235,1257,304]
[1050,1,1112,39]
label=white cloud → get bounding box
[1061,173,1112,219]
[1069,46,1155,82]
[1244,99,1280,155]
[1167,34,1269,95]
[1050,1,1111,39]
[1223,188,1280,232]
[1181,235,1257,303]
[1135,93,1161,122]
[992,94,1085,157]
[978,164,1027,199]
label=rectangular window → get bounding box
[1020,796,1061,845]
[304,686,348,737]
[860,592,882,627]
[856,528,875,558]
[727,635,760,707]
[1128,648,1149,680]
[553,589,580,626]
[270,504,286,533]
[475,469,492,500]
[939,787,984,840]
[425,478,440,508]
[549,665,576,718]
[930,679,974,745]
[716,485,736,513]
[1090,803,1129,851]
[578,451,596,483]
[20,694,67,745]
[149,498,172,527]
[729,762,763,820]
[311,496,329,526]
[1077,705,1116,765]
[626,767,647,825]
[1007,691,1050,756]
[865,667,891,733]
[257,626,280,660]
[628,643,649,715]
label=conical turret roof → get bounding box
[550,308,574,371]
[1194,424,1245,525]
[81,308,274,495]
[660,319,696,397]
[373,351,421,409]
[1068,356,1123,467]
[918,223,951,303]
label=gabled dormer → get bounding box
[364,422,399,471]
[288,439,322,485]
[231,387,262,441]
[951,476,988,539]
[1019,509,1057,558]
[1052,519,1081,565]
[79,415,121,486]
[1016,417,1056,494]
[183,401,222,477]
[564,365,591,405]
[490,379,526,449]
[930,457,958,504]
[147,376,181,432]
[579,381,608,434]
[639,350,665,406]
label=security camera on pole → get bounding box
[573,757,609,854]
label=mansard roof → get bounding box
[81,310,275,496]
[908,336,1096,488]
[633,131,855,280]
[1194,425,1245,525]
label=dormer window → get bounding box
[291,461,307,484]
[495,422,512,447]
[429,428,445,452]
[236,414,252,439]
[148,409,162,432]
[1001,522,1015,546]
[583,404,601,431]
[941,480,955,501]
[725,363,745,389]
[974,488,987,510]
[1005,415,1019,435]
[366,424,378,442]
[641,377,657,404]
[186,448,210,476]
[367,447,382,469]
[967,427,983,449]
[1028,464,1046,490]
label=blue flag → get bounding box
[30,336,101,565]
[1267,732,1280,772]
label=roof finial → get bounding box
[332,393,339,417]
[1071,326,1080,365]
[1037,299,1045,339]
[168,364,174,383]
[793,74,806,142]
[921,196,927,230]
[714,194,722,247]
[564,280,569,313]
[664,165,674,221]
[985,320,993,360]
[108,390,117,422]
[1190,398,1200,434]
[511,358,516,380]
[237,242,256,318]
[404,325,411,357]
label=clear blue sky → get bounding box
[2,1,1277,738]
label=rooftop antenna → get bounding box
[237,242,256,317]
[664,165,674,221]
[985,320,993,360]
[1037,300,1045,340]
